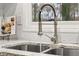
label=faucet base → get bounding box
[38,32,43,36]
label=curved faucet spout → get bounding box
[38,4,58,44]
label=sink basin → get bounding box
[44,48,79,56]
[44,48,63,56]
[4,43,50,53]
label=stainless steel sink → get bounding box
[4,43,73,56]
[3,43,79,56]
[4,43,78,56]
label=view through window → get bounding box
[32,3,79,21]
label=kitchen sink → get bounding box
[2,43,79,56]
[4,43,74,56]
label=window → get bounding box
[32,3,79,21]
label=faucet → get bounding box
[38,4,58,44]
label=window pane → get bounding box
[32,3,79,21]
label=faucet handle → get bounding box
[44,34,51,39]
[44,34,55,42]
